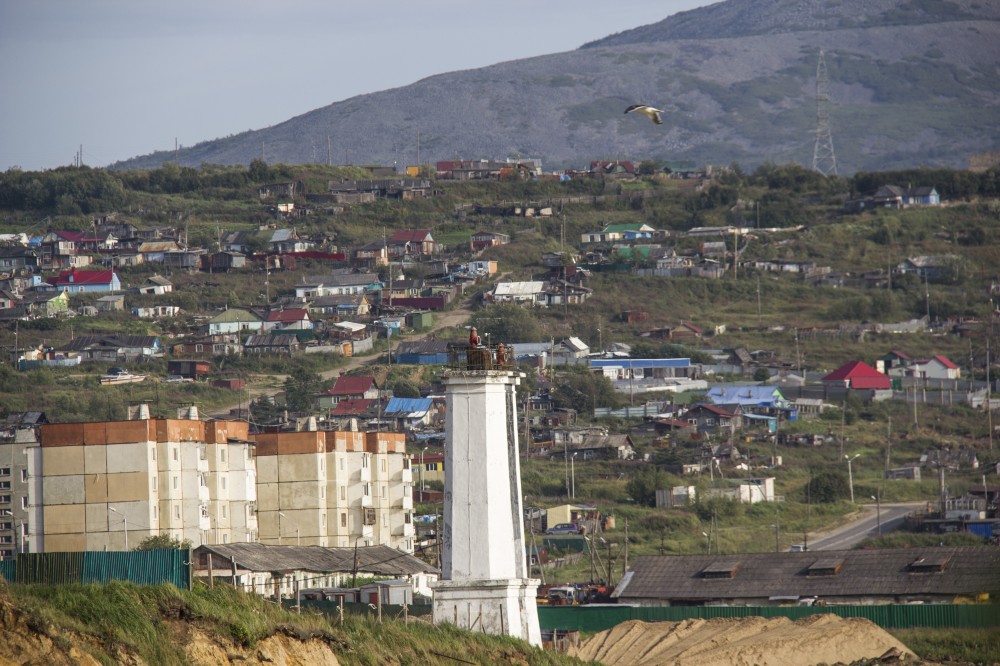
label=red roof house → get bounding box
[50,268,121,293]
[822,361,891,390]
[388,229,436,257]
[263,308,312,331]
[316,375,379,409]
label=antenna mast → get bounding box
[812,50,838,176]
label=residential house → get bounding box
[882,350,915,373]
[324,398,377,431]
[589,160,638,177]
[642,321,704,340]
[316,375,379,411]
[581,223,655,244]
[205,308,264,336]
[50,268,121,294]
[470,231,509,251]
[136,241,181,263]
[614,547,1000,606]
[704,386,791,414]
[257,181,303,199]
[466,259,498,276]
[263,308,312,333]
[307,294,371,318]
[911,355,961,380]
[353,241,388,267]
[17,291,70,317]
[394,340,450,365]
[896,255,958,282]
[387,229,436,258]
[162,249,205,271]
[137,275,173,295]
[683,404,743,434]
[871,184,941,208]
[295,272,381,299]
[267,228,312,254]
[383,397,435,430]
[172,334,243,356]
[244,334,300,355]
[563,434,636,461]
[202,251,247,272]
[542,280,593,307]
[167,359,212,380]
[488,281,546,306]
[94,294,125,312]
[40,230,102,269]
[0,289,17,311]
[822,361,891,390]
[132,305,182,319]
[327,178,433,200]
[0,246,38,273]
[60,334,162,361]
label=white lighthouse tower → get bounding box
[431,338,541,645]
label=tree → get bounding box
[805,470,850,503]
[284,366,320,413]
[626,466,670,507]
[135,534,193,551]
[248,158,270,183]
[753,367,771,383]
[470,303,543,343]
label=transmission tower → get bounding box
[812,49,838,176]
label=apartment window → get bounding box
[381,458,387,473]
[0,536,13,544]
[0,467,10,477]
[173,476,178,490]
[20,497,26,509]
[402,458,410,470]
[322,513,327,528]
[363,508,376,526]
[20,470,27,482]
[340,486,346,501]
[151,478,157,491]
[173,448,178,461]
[222,506,227,518]
[222,533,228,543]
[0,549,12,559]
[0,482,10,491]
[340,512,347,528]
[382,513,388,527]
[221,449,227,463]
[195,344,204,353]
[404,512,412,524]
[222,477,227,490]
[151,448,156,461]
[362,454,370,469]
[320,487,325,500]
[0,522,10,530]
[0,496,10,504]
[339,457,344,471]
[362,483,370,497]
[200,505,209,518]
[174,505,180,519]
[381,485,387,499]
[320,458,324,472]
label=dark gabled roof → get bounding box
[325,375,376,395]
[194,543,437,576]
[244,334,298,347]
[61,334,159,351]
[613,547,1000,602]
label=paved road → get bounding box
[802,502,924,551]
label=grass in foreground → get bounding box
[890,627,1000,665]
[5,580,592,665]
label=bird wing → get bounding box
[624,104,643,115]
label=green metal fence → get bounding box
[286,598,434,618]
[538,603,1000,632]
[0,549,189,589]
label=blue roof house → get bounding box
[383,397,435,430]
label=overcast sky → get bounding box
[0,1,715,172]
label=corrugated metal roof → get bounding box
[494,281,545,297]
[384,397,433,415]
[614,547,1000,602]
[195,543,437,576]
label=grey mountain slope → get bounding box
[113,0,1000,175]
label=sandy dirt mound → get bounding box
[569,614,916,666]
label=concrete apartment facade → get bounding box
[34,409,256,552]
[255,429,414,552]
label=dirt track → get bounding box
[569,615,916,666]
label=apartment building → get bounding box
[0,416,42,559]
[34,407,256,552]
[255,428,414,553]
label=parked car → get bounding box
[545,523,580,535]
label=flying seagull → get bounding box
[624,104,664,125]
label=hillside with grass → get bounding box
[108,0,1000,174]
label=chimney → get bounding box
[177,405,199,420]
[306,416,318,432]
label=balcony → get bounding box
[401,468,412,483]
[401,495,413,511]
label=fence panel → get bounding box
[0,549,189,589]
